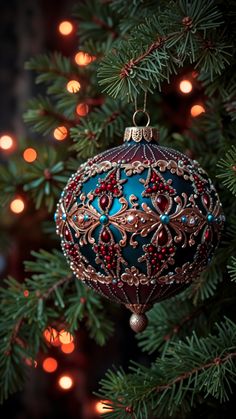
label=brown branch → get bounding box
[92,15,118,39]
[41,275,72,300]
[120,37,168,79]
[164,306,204,341]
[156,352,236,392]
[40,108,78,128]
[5,275,72,355]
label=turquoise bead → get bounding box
[84,214,89,222]
[181,215,187,223]
[160,214,170,224]
[207,213,215,223]
[62,213,67,221]
[100,214,109,225]
[54,213,58,222]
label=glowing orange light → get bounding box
[42,357,58,373]
[179,80,193,94]
[76,103,89,116]
[0,135,14,150]
[23,148,37,163]
[10,198,25,214]
[95,400,113,414]
[58,375,73,390]
[59,330,74,344]
[66,80,81,93]
[190,104,205,117]
[61,342,75,354]
[58,21,73,36]
[23,290,29,297]
[74,51,92,66]
[53,126,68,141]
[43,327,59,344]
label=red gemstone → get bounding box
[204,229,211,242]
[158,228,168,246]
[156,195,168,212]
[101,229,110,243]
[146,187,152,194]
[114,188,119,195]
[100,195,109,210]
[148,245,155,253]
[203,193,210,207]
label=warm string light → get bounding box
[58,21,73,36]
[76,103,89,116]
[59,330,74,344]
[179,79,193,94]
[42,357,58,373]
[53,126,68,141]
[10,198,25,214]
[95,400,113,414]
[43,327,60,346]
[66,80,81,93]
[0,134,14,150]
[23,148,37,163]
[190,104,205,117]
[74,51,92,66]
[58,375,74,390]
[61,342,75,354]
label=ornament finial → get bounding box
[129,313,148,333]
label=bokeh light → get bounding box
[179,80,193,94]
[10,198,25,214]
[59,330,74,344]
[76,103,89,116]
[61,342,75,354]
[42,357,58,373]
[58,375,73,390]
[95,400,113,414]
[0,134,14,150]
[43,327,60,345]
[53,126,68,141]
[23,148,37,163]
[66,80,81,93]
[74,51,92,66]
[23,290,29,297]
[58,21,73,36]
[190,104,205,117]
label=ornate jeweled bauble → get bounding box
[55,125,224,332]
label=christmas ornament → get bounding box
[55,110,224,332]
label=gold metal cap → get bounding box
[124,126,159,143]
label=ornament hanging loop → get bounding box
[132,109,150,127]
[133,91,149,126]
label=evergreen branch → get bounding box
[98,1,230,100]
[0,160,25,207]
[98,318,236,418]
[74,0,120,44]
[0,248,114,402]
[227,256,236,282]
[23,147,69,212]
[217,146,236,196]
[70,98,132,158]
[137,298,207,355]
[23,96,78,135]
